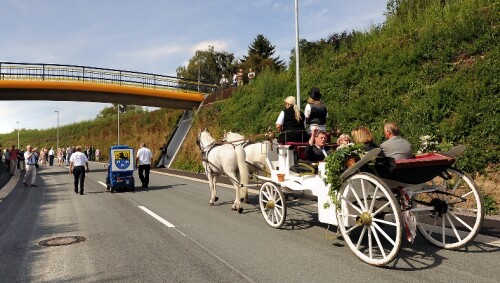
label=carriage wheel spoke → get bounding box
[446,213,462,242]
[370,226,387,258]
[372,217,398,227]
[338,213,360,219]
[441,216,446,245]
[461,191,473,199]
[368,228,373,259]
[345,223,361,234]
[349,180,366,211]
[446,177,462,202]
[341,196,363,214]
[369,187,379,212]
[453,207,477,213]
[372,222,396,246]
[448,211,473,231]
[361,180,368,212]
[356,226,367,249]
[372,202,391,218]
[427,218,439,237]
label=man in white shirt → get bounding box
[23,145,38,187]
[48,147,55,166]
[69,145,89,195]
[136,143,153,189]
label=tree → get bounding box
[242,34,285,73]
[176,45,235,85]
[96,104,144,118]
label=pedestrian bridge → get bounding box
[0,62,216,109]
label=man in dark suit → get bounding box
[306,128,331,162]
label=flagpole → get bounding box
[295,0,301,109]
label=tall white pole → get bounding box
[117,104,120,145]
[16,121,20,148]
[295,0,301,109]
[54,111,59,149]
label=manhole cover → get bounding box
[39,236,86,247]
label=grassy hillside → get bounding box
[0,108,183,162]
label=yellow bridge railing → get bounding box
[0,62,217,95]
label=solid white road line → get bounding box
[138,206,175,228]
[98,181,107,187]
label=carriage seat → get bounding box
[284,142,309,160]
[377,153,455,184]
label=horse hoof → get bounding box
[238,207,243,214]
[231,207,237,211]
[214,197,219,202]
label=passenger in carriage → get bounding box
[336,134,352,147]
[380,122,413,160]
[306,128,331,162]
[275,96,307,144]
[304,87,328,135]
[351,126,379,152]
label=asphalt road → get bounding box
[0,164,499,282]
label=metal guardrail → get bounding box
[0,62,217,94]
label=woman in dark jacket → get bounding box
[275,96,306,144]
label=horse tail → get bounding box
[234,145,249,200]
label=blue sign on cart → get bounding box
[111,148,134,171]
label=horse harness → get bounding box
[197,139,241,184]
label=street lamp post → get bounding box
[54,111,59,149]
[295,0,301,109]
[117,104,120,145]
[16,121,20,148]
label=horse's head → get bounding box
[197,129,215,151]
[225,131,245,143]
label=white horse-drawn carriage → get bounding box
[198,130,485,266]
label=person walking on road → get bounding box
[48,147,55,166]
[157,144,169,168]
[136,143,153,189]
[69,145,89,195]
[22,145,38,187]
[8,145,18,176]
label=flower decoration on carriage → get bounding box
[417,134,439,154]
[323,143,365,208]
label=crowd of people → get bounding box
[0,144,101,191]
[220,68,256,90]
[0,141,161,194]
[275,87,413,163]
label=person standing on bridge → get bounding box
[219,74,228,90]
[69,145,90,195]
[136,143,153,189]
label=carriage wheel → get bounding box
[259,182,287,228]
[337,173,403,266]
[411,168,484,249]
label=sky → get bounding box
[0,0,389,135]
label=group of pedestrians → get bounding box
[220,68,256,90]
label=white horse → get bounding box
[224,131,272,178]
[197,129,249,212]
